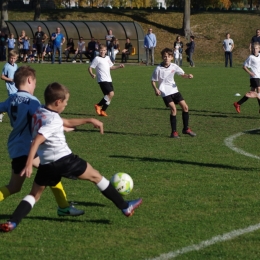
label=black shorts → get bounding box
[22,49,29,55]
[99,82,114,95]
[34,153,87,187]
[163,92,184,107]
[36,43,43,54]
[250,78,260,89]
[12,155,28,174]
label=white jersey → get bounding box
[151,63,185,97]
[32,106,72,165]
[223,38,234,52]
[77,41,85,51]
[90,55,113,83]
[244,54,260,78]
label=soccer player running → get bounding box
[88,44,124,117]
[151,48,196,138]
[234,42,260,112]
[0,82,142,232]
[0,66,84,223]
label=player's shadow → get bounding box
[69,201,106,208]
[110,155,258,171]
[62,112,94,117]
[245,129,260,135]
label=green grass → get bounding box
[1,62,260,259]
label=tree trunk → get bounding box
[183,0,190,41]
[1,0,8,30]
[34,0,41,21]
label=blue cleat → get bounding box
[0,221,17,232]
[122,198,142,217]
[57,205,85,217]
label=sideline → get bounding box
[147,129,260,260]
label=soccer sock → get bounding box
[237,96,248,105]
[97,98,106,107]
[257,98,260,106]
[0,186,10,202]
[9,195,35,225]
[101,95,111,111]
[182,111,189,130]
[170,114,177,133]
[49,182,70,208]
[97,177,128,210]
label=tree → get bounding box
[183,0,191,40]
[1,0,8,30]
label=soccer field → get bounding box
[1,62,260,260]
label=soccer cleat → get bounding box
[170,131,180,138]
[94,104,102,115]
[233,102,240,113]
[122,198,142,217]
[100,110,108,117]
[182,128,196,137]
[57,205,85,217]
[0,221,17,232]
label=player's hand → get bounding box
[119,64,124,68]
[91,119,104,134]
[188,74,193,79]
[91,74,96,79]
[155,89,161,96]
[20,166,33,178]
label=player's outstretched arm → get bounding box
[20,134,46,178]
[88,67,96,79]
[181,74,193,79]
[111,64,124,70]
[62,118,104,134]
[151,81,161,96]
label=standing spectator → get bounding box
[173,36,183,66]
[18,30,26,61]
[0,31,8,62]
[51,27,65,64]
[111,38,120,63]
[43,39,53,61]
[34,26,48,63]
[186,36,195,67]
[22,35,30,62]
[64,38,74,62]
[144,28,157,66]
[72,36,87,63]
[6,33,16,53]
[95,39,101,57]
[223,33,234,67]
[105,29,114,60]
[86,37,96,62]
[249,29,260,54]
[121,38,132,63]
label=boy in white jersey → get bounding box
[0,66,84,225]
[151,48,196,138]
[234,43,260,112]
[0,82,142,232]
[88,44,124,117]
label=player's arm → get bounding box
[181,74,193,79]
[20,134,46,178]
[243,65,255,77]
[1,73,13,83]
[62,118,104,134]
[43,33,48,42]
[62,37,66,45]
[111,64,124,70]
[151,80,161,96]
[88,66,96,78]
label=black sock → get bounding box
[257,99,260,106]
[102,183,128,210]
[237,96,248,105]
[97,98,106,107]
[182,111,189,130]
[102,104,109,111]
[170,114,177,133]
[9,200,33,225]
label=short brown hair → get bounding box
[44,82,69,105]
[8,50,18,58]
[161,48,173,57]
[14,66,36,89]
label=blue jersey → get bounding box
[52,32,64,47]
[23,39,30,50]
[0,91,41,159]
[6,38,16,49]
[2,62,18,95]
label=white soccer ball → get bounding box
[72,60,76,63]
[110,173,134,196]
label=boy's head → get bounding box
[99,44,107,56]
[190,36,194,40]
[44,82,69,105]
[161,48,173,65]
[14,66,36,90]
[252,42,260,55]
[8,50,18,64]
[161,48,173,58]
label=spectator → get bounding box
[86,37,96,62]
[43,40,53,61]
[18,30,26,61]
[51,27,65,64]
[27,49,36,63]
[95,39,101,57]
[72,36,86,63]
[64,38,74,62]
[6,33,16,53]
[249,29,260,54]
[22,35,30,62]
[144,28,157,66]
[173,36,183,66]
[105,29,114,60]
[121,38,132,63]
[109,37,120,63]
[222,33,234,67]
[0,31,8,62]
[34,26,48,63]
[186,36,195,67]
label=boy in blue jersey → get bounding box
[6,33,16,53]
[0,65,84,218]
[51,27,65,64]
[0,50,18,122]
[22,35,30,62]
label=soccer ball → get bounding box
[110,173,134,196]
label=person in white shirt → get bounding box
[223,33,234,67]
[151,48,196,138]
[72,36,87,63]
[234,43,260,113]
[88,44,124,117]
